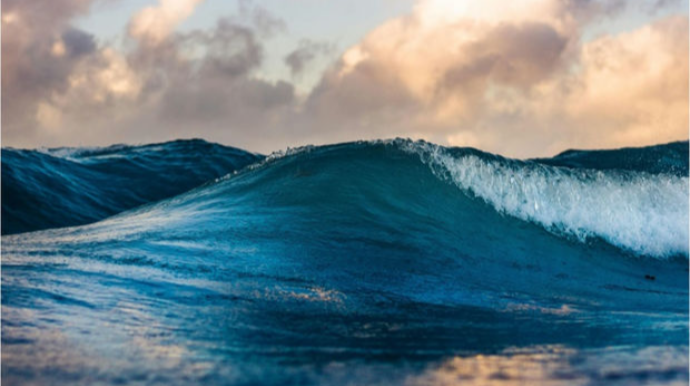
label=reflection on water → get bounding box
[410,346,582,386]
[408,345,689,386]
[3,297,687,386]
[2,254,688,386]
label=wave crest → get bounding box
[399,140,688,258]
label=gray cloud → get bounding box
[62,27,97,57]
[299,61,419,144]
[2,1,299,150]
[284,40,334,78]
[440,22,569,95]
[237,0,287,38]
[2,0,99,140]
[155,18,296,126]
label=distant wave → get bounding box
[1,139,262,235]
[534,140,689,176]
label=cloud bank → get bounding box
[301,0,688,156]
[2,0,687,157]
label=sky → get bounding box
[2,0,688,157]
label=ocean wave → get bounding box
[4,139,687,258]
[197,138,689,259]
[399,140,688,258]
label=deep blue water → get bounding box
[1,139,261,235]
[2,139,688,385]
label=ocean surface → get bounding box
[2,139,688,385]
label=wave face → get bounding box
[1,139,262,235]
[2,140,688,385]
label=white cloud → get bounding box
[128,0,205,45]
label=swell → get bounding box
[1,139,262,235]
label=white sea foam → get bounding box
[401,140,689,258]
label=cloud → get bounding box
[123,10,297,148]
[2,0,687,157]
[284,40,334,78]
[560,15,688,150]
[3,1,299,149]
[61,27,97,57]
[128,0,205,45]
[295,0,688,157]
[153,18,296,129]
[236,0,286,38]
[294,0,583,150]
[1,0,98,141]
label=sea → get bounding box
[2,138,688,385]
